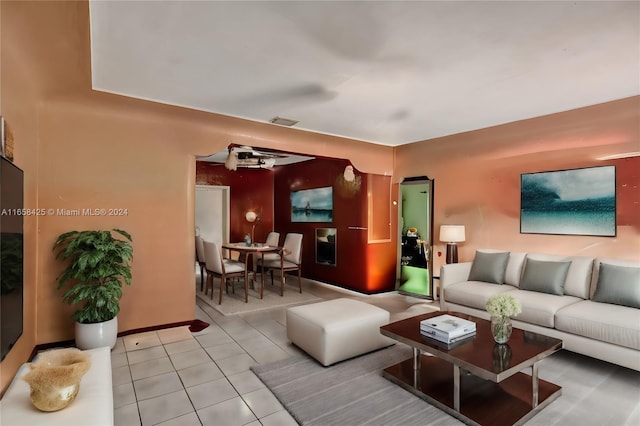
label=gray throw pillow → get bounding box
[468,251,510,284]
[520,258,571,295]
[592,263,640,309]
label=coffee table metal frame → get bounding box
[380,311,563,426]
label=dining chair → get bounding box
[265,231,280,247]
[248,231,281,280]
[203,240,248,304]
[258,232,303,296]
[195,236,207,292]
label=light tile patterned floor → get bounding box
[112,312,300,426]
[112,278,438,425]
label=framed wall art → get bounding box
[290,186,333,223]
[520,165,616,236]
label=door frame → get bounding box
[195,185,230,248]
[397,176,434,299]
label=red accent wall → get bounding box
[273,158,395,293]
[196,158,397,293]
[195,162,274,243]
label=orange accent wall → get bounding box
[395,96,640,262]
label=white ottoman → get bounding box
[286,298,394,366]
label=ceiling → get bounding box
[89,1,639,147]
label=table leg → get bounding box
[247,252,256,290]
[412,348,421,388]
[532,361,539,407]
[260,253,265,299]
[244,268,249,303]
[453,364,460,412]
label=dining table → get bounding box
[222,242,280,299]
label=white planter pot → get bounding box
[75,317,118,350]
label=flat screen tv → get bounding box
[0,156,24,361]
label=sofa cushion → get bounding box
[505,252,527,287]
[477,249,526,286]
[526,253,593,299]
[592,263,640,309]
[591,258,640,299]
[556,300,640,350]
[508,289,581,328]
[468,251,510,284]
[520,258,571,296]
[444,281,515,311]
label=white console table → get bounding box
[0,346,113,426]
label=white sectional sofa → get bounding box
[440,250,640,371]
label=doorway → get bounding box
[397,177,434,298]
[195,185,230,250]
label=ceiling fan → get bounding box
[226,146,285,169]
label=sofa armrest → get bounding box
[440,262,472,309]
[440,262,472,288]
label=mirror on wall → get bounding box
[397,176,434,299]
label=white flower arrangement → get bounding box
[486,293,522,318]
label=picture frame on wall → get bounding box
[290,186,333,223]
[520,165,616,237]
[316,228,336,266]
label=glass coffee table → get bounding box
[380,311,562,426]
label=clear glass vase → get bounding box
[491,316,513,344]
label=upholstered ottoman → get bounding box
[286,298,394,366]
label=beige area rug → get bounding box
[196,278,321,315]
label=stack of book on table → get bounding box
[420,314,476,346]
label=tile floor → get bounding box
[112,279,437,426]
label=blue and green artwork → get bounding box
[291,186,333,223]
[520,165,615,236]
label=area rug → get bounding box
[251,345,463,426]
[196,280,321,316]
[252,345,640,426]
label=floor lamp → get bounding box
[440,225,465,264]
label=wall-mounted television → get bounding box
[0,156,24,361]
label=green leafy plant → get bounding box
[53,229,133,324]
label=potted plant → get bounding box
[53,229,133,349]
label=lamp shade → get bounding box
[245,211,258,223]
[343,165,355,182]
[440,225,465,243]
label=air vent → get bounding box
[270,116,299,127]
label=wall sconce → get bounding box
[336,164,361,197]
[246,210,261,243]
[343,165,356,182]
[439,225,465,264]
[225,149,238,171]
